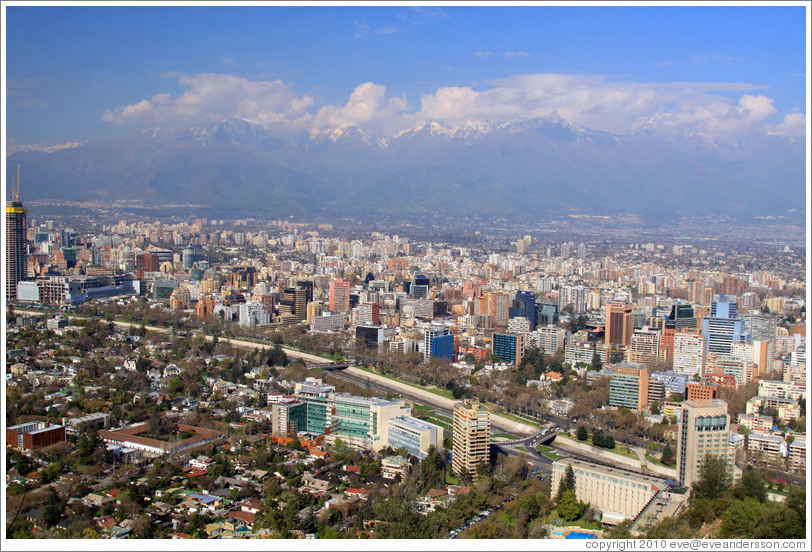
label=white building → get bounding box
[673,331,705,378]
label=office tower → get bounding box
[329,278,351,313]
[676,399,734,489]
[387,416,444,459]
[509,290,536,330]
[280,285,309,322]
[410,274,430,299]
[231,266,257,289]
[294,378,335,434]
[492,331,526,365]
[182,246,195,270]
[6,170,28,302]
[605,303,635,347]
[270,398,307,437]
[328,394,410,451]
[452,399,490,481]
[354,302,380,326]
[673,331,706,378]
[701,295,747,355]
[60,228,77,248]
[536,303,559,326]
[608,363,649,412]
[296,279,314,304]
[668,303,697,331]
[424,325,454,362]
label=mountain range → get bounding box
[6,117,806,223]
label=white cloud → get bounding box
[475,51,493,57]
[416,74,787,139]
[767,112,807,139]
[504,51,531,58]
[102,73,313,129]
[101,72,803,141]
[310,82,411,136]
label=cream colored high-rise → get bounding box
[676,399,734,489]
[452,399,490,481]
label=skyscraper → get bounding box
[509,290,536,330]
[6,168,28,302]
[605,303,635,347]
[329,278,351,313]
[452,399,490,481]
[676,399,735,489]
[701,295,747,355]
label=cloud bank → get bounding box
[102,72,806,141]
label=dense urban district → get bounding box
[3,202,808,541]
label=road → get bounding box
[97,317,541,436]
[24,311,541,436]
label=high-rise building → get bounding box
[559,285,588,314]
[628,326,662,366]
[605,303,635,347]
[6,172,28,302]
[492,331,526,365]
[673,331,706,378]
[410,274,430,300]
[509,290,536,330]
[608,362,649,412]
[329,278,351,313]
[294,378,335,434]
[701,298,747,355]
[484,291,510,327]
[424,325,454,362]
[676,399,735,489]
[452,399,490,481]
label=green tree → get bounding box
[718,497,766,538]
[591,348,602,371]
[691,454,731,501]
[556,489,586,521]
[660,443,673,465]
[576,426,589,441]
[556,463,576,501]
[733,467,767,503]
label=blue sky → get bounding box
[4,3,808,146]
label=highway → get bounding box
[21,310,541,436]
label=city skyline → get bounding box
[4,2,809,148]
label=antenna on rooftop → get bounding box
[12,164,21,203]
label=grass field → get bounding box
[536,444,564,461]
[558,433,640,461]
[645,454,676,470]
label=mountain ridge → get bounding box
[6,117,805,222]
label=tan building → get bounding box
[605,303,634,347]
[551,458,668,522]
[452,399,490,481]
[628,326,662,366]
[676,399,735,489]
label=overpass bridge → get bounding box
[305,361,351,371]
